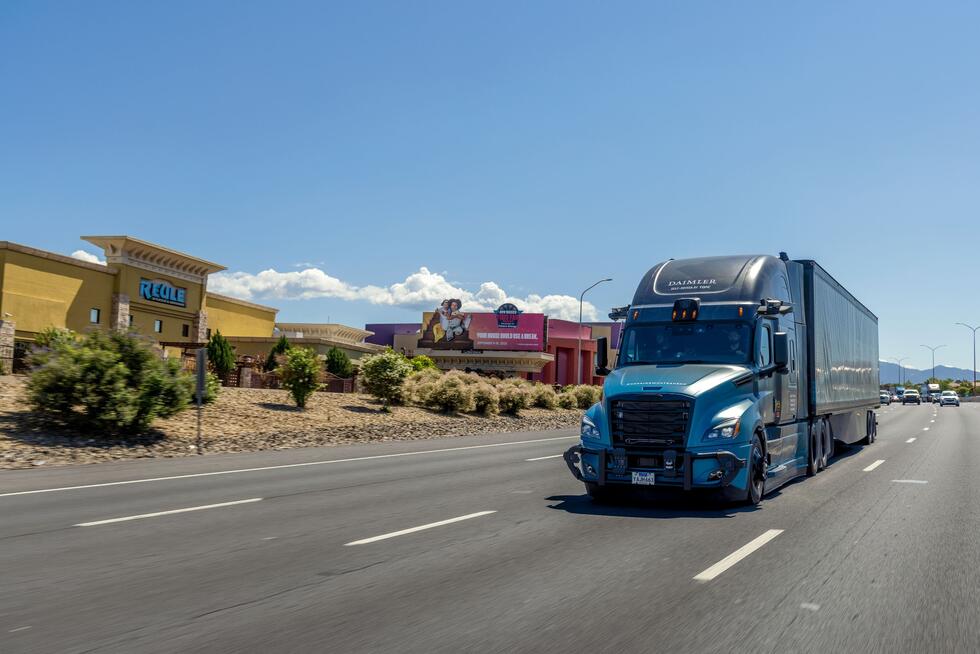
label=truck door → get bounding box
[773,319,800,466]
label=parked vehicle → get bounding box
[880,391,891,405]
[940,390,961,407]
[902,390,922,405]
[564,253,879,506]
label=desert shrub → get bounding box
[279,347,321,409]
[404,367,443,405]
[557,391,578,410]
[264,335,291,372]
[409,354,437,371]
[26,330,193,435]
[498,383,532,415]
[197,371,221,405]
[207,330,236,378]
[325,346,354,378]
[530,383,558,409]
[472,381,500,415]
[360,348,414,409]
[427,371,476,413]
[571,384,603,409]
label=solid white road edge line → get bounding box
[906,438,916,443]
[344,511,497,546]
[0,436,578,499]
[75,498,263,527]
[863,459,886,472]
[525,454,564,461]
[891,480,929,484]
[693,529,784,582]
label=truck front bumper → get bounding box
[564,445,747,490]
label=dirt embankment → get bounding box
[0,376,581,470]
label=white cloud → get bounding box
[209,265,599,321]
[70,250,106,265]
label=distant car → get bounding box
[891,393,899,402]
[940,391,960,407]
[903,390,922,405]
[932,394,942,404]
[880,391,891,405]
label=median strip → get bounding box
[345,511,497,546]
[74,498,263,527]
[863,460,885,472]
[693,529,784,582]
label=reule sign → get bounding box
[139,278,187,307]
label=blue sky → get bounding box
[2,1,979,372]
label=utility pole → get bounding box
[955,323,979,397]
[892,356,909,387]
[577,278,612,385]
[920,344,946,382]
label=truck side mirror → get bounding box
[773,332,789,372]
[594,337,610,376]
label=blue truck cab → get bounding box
[564,253,879,505]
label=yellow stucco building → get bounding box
[0,236,280,371]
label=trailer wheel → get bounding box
[860,411,876,445]
[818,419,833,470]
[806,422,820,477]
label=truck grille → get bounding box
[610,397,691,447]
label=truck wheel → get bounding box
[860,411,875,445]
[818,420,833,470]
[745,434,766,506]
[586,483,619,504]
[806,422,820,477]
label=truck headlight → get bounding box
[705,419,740,440]
[581,415,601,440]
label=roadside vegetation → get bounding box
[359,348,602,416]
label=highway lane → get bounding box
[2,402,976,653]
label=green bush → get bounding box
[498,383,532,415]
[530,383,558,409]
[427,371,476,413]
[197,371,221,405]
[264,335,291,372]
[279,347,321,408]
[409,354,437,371]
[26,329,193,435]
[557,391,578,410]
[571,384,603,409]
[405,367,443,405]
[325,346,354,378]
[360,348,414,410]
[207,330,236,378]
[472,381,500,415]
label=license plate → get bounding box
[631,471,656,486]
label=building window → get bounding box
[89,308,101,324]
[206,328,212,340]
[153,320,163,334]
[182,324,189,338]
[129,315,134,327]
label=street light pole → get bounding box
[577,278,612,385]
[920,344,946,382]
[956,323,979,397]
[891,356,909,388]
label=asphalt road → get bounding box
[2,402,978,653]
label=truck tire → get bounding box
[745,433,766,506]
[806,422,820,477]
[860,411,876,445]
[818,419,833,470]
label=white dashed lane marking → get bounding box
[345,511,497,546]
[693,530,784,582]
[863,460,886,472]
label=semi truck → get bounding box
[564,253,880,505]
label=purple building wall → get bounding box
[364,323,420,347]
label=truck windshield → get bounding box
[618,321,752,366]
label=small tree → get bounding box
[207,330,236,380]
[279,347,321,409]
[409,354,437,371]
[325,346,354,378]
[360,348,414,410]
[264,335,291,371]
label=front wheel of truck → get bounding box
[745,434,766,506]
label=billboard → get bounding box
[418,300,545,351]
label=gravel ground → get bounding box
[0,376,582,469]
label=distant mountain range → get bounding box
[879,361,976,385]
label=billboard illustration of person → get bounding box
[439,298,471,341]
